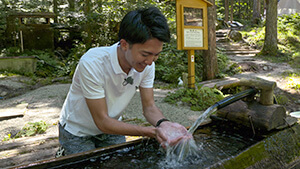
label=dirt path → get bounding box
[0,29,300,168]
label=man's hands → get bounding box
[139,87,193,148]
[155,121,193,149]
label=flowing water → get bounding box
[164,106,218,162]
[188,106,218,134]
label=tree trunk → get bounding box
[53,0,58,23]
[84,0,92,49]
[238,0,241,18]
[224,0,229,22]
[246,0,249,19]
[263,0,267,18]
[261,0,278,56]
[253,0,261,24]
[67,0,75,11]
[203,0,218,81]
[247,0,253,20]
[230,0,233,23]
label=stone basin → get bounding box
[0,56,37,74]
[13,121,300,169]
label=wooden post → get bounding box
[188,50,195,88]
[20,30,24,53]
[239,78,276,105]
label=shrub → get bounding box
[14,121,48,138]
[164,86,225,111]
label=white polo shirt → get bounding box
[59,43,155,136]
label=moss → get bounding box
[217,142,269,169]
[275,94,289,105]
[212,125,300,168]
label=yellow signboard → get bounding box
[176,0,212,50]
[176,0,213,88]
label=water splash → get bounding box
[164,105,218,163]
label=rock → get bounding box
[263,66,268,71]
[1,91,8,96]
[228,30,243,41]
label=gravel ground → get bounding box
[0,83,70,140]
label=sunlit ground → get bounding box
[286,74,300,91]
[125,136,143,142]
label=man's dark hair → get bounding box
[118,7,170,44]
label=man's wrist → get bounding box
[155,118,169,127]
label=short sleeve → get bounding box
[139,62,155,88]
[77,59,105,99]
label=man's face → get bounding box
[123,38,163,72]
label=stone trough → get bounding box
[12,123,300,169]
[0,56,37,74]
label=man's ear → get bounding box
[119,39,129,51]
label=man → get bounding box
[56,7,191,157]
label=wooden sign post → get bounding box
[176,0,213,88]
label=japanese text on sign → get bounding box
[184,28,203,48]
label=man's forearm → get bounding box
[143,104,166,126]
[86,98,156,138]
[94,115,156,138]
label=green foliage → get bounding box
[14,121,48,138]
[24,50,59,77]
[221,62,242,77]
[242,13,300,68]
[216,48,230,76]
[2,133,13,141]
[277,13,300,68]
[0,47,22,57]
[2,120,49,141]
[285,72,300,91]
[164,86,225,111]
[155,42,187,83]
[216,0,259,25]
[292,84,300,91]
[241,27,265,49]
[0,71,19,77]
[57,42,87,77]
[275,94,289,105]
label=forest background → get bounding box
[0,1,300,162]
[0,0,299,88]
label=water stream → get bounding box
[164,106,218,162]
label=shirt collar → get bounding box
[111,42,125,75]
[110,42,139,76]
